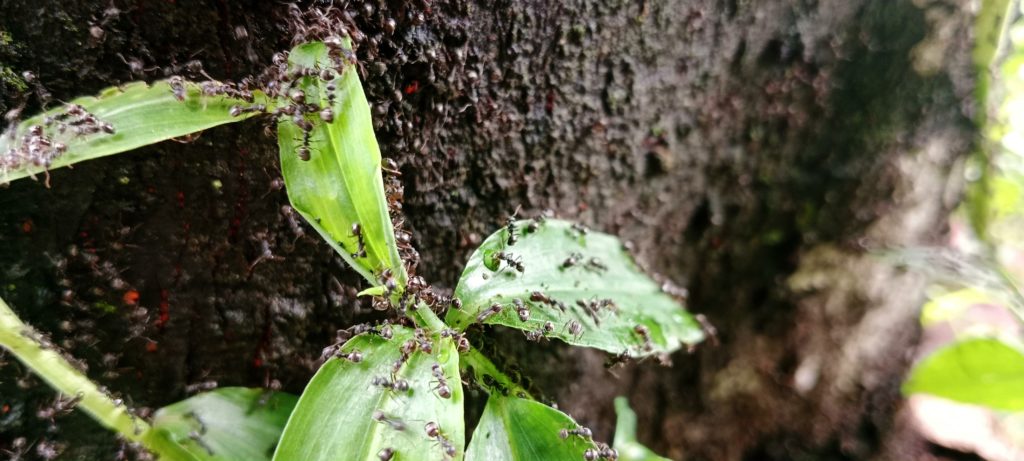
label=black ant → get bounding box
[440,329,471,352]
[560,252,582,269]
[570,222,589,237]
[492,251,524,273]
[371,376,410,393]
[584,444,619,460]
[584,257,608,273]
[565,320,584,340]
[350,222,367,258]
[414,328,434,354]
[293,116,314,161]
[431,363,452,399]
[559,425,592,440]
[373,411,406,431]
[513,298,529,322]
[505,206,521,246]
[377,448,395,461]
[696,314,719,347]
[524,321,554,342]
[530,291,566,311]
[424,421,457,459]
[167,76,187,102]
[476,303,503,323]
[633,324,654,352]
[228,104,266,117]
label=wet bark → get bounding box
[0,0,974,459]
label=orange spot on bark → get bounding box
[21,219,33,234]
[122,290,139,305]
[145,341,158,353]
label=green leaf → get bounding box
[447,219,704,357]
[0,80,261,184]
[273,325,464,461]
[612,397,670,461]
[277,41,405,287]
[465,396,595,460]
[150,388,298,461]
[903,337,1024,411]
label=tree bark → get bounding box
[0,0,974,459]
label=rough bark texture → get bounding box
[0,0,974,460]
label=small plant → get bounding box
[0,38,705,460]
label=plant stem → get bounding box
[409,302,530,399]
[461,346,533,400]
[0,297,186,459]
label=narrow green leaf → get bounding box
[0,80,261,184]
[273,325,464,461]
[150,387,298,461]
[277,42,405,287]
[447,219,704,356]
[465,396,594,460]
[612,397,670,461]
[903,337,1024,410]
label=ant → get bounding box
[228,104,266,117]
[559,425,592,440]
[431,363,452,399]
[168,76,187,101]
[696,314,719,347]
[560,252,582,269]
[377,448,395,461]
[565,320,584,340]
[524,321,555,342]
[584,257,608,273]
[513,298,529,322]
[584,444,619,460]
[293,116,314,161]
[505,206,521,246]
[476,303,503,323]
[425,421,457,459]
[371,376,410,393]
[530,291,567,312]
[492,251,524,273]
[440,328,471,353]
[633,324,654,352]
[350,222,367,258]
[336,349,363,363]
[373,411,406,431]
[570,222,589,237]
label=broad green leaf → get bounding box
[903,337,1024,410]
[612,397,670,461]
[465,396,595,461]
[273,325,464,461]
[0,80,261,184]
[447,219,704,356]
[150,387,298,461]
[278,42,405,287]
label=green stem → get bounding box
[407,301,530,399]
[0,297,185,459]
[461,346,532,400]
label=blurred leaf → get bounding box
[465,396,595,460]
[612,397,670,461]
[151,388,297,461]
[0,80,260,184]
[921,288,1000,326]
[904,337,1024,411]
[447,219,704,357]
[273,325,464,461]
[278,41,405,287]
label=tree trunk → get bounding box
[0,0,974,459]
